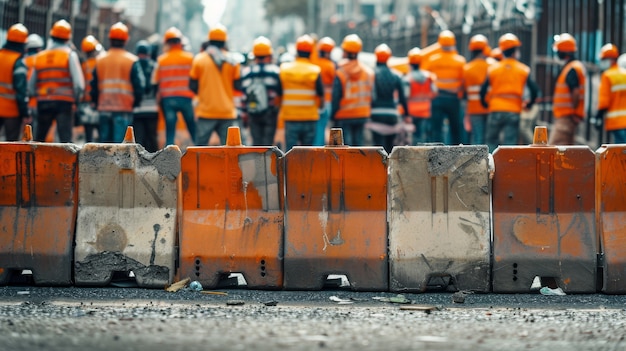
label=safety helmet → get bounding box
[135,40,151,55]
[490,47,503,61]
[407,47,422,65]
[318,36,335,53]
[468,34,489,52]
[552,33,577,53]
[80,35,99,53]
[50,19,71,41]
[163,27,182,42]
[109,22,129,41]
[498,33,521,51]
[374,43,392,63]
[7,23,29,44]
[341,34,362,54]
[437,30,456,47]
[252,36,272,57]
[599,43,619,60]
[295,34,314,53]
[208,24,227,42]
[25,33,44,50]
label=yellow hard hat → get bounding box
[209,24,227,41]
[252,36,273,57]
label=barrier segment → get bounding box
[492,128,596,293]
[0,125,79,285]
[74,127,181,288]
[388,145,491,292]
[179,127,285,289]
[283,129,389,291]
[596,144,626,293]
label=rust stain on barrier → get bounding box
[96,223,128,252]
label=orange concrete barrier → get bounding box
[283,129,388,291]
[492,127,597,293]
[179,127,284,289]
[596,144,626,293]
[388,145,491,292]
[74,127,181,288]
[0,125,79,285]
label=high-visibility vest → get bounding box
[598,65,626,131]
[486,58,530,114]
[463,58,490,114]
[422,51,466,97]
[553,60,586,118]
[96,48,137,112]
[34,46,74,102]
[316,57,336,103]
[279,58,321,122]
[156,47,194,99]
[81,56,96,103]
[406,70,436,119]
[23,54,37,109]
[0,49,23,117]
[335,60,374,119]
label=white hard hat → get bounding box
[618,53,626,70]
[25,34,44,50]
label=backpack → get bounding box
[246,75,269,114]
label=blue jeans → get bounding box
[334,119,366,146]
[196,118,234,146]
[430,94,462,145]
[285,121,316,151]
[486,111,520,152]
[470,114,488,145]
[314,104,330,146]
[611,129,626,144]
[161,97,196,146]
[99,112,133,143]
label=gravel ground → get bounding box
[1,286,625,351]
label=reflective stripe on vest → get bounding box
[370,107,399,116]
[279,59,320,121]
[34,47,74,102]
[552,61,586,118]
[407,74,434,118]
[611,84,626,93]
[157,50,194,99]
[335,73,373,119]
[97,49,137,112]
[0,49,22,117]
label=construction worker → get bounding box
[479,33,539,152]
[133,40,158,152]
[422,30,466,144]
[549,33,587,145]
[331,34,374,146]
[369,43,408,153]
[29,19,85,143]
[313,36,336,145]
[595,44,626,143]
[278,34,324,150]
[153,26,196,147]
[79,35,102,142]
[404,47,437,144]
[91,22,145,143]
[0,23,29,141]
[190,24,240,146]
[24,33,43,125]
[241,36,281,146]
[463,34,491,145]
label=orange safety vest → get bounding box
[23,54,37,109]
[463,58,490,114]
[34,46,74,102]
[156,47,195,99]
[0,49,22,118]
[422,50,466,97]
[486,58,530,114]
[81,56,96,103]
[406,70,436,119]
[598,65,626,131]
[279,58,321,122]
[335,60,374,120]
[552,60,586,118]
[96,48,137,112]
[316,57,336,103]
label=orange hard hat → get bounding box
[81,35,101,53]
[318,36,336,53]
[208,24,227,41]
[468,34,489,52]
[407,47,422,65]
[490,47,503,60]
[164,27,182,42]
[109,22,129,41]
[600,43,619,60]
[438,30,456,47]
[375,43,392,63]
[296,34,314,53]
[498,33,521,51]
[50,19,71,40]
[252,36,273,57]
[552,33,577,53]
[341,34,362,53]
[7,23,28,44]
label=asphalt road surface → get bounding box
[1,286,625,351]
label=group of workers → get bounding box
[0,20,625,153]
